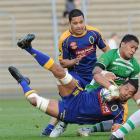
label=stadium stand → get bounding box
[0,0,139,96]
[0,0,57,95]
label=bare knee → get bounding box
[47,99,59,117]
[51,64,65,79]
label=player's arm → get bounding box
[94,29,110,52]
[93,66,116,89]
[59,58,80,68]
[92,50,117,89]
[92,51,120,98]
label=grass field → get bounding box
[0,98,140,140]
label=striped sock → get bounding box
[42,124,55,135]
[92,120,112,132]
[112,109,140,138]
[92,122,104,132]
[25,48,54,69]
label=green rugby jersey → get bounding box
[86,49,140,91]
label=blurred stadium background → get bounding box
[0,0,140,98]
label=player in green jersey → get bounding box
[78,34,140,137]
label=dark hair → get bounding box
[120,34,139,47]
[69,9,84,22]
[124,79,139,94]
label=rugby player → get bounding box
[43,9,110,137]
[78,34,140,136]
[8,63,138,135]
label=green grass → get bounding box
[0,98,140,140]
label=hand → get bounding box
[74,58,80,65]
[104,72,117,81]
[74,57,82,65]
[108,85,120,97]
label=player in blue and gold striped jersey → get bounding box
[58,10,110,87]
[43,9,110,136]
[14,34,138,138]
[8,57,138,135]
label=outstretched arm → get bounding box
[93,66,120,101]
[93,66,117,89]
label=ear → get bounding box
[121,42,127,48]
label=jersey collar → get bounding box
[69,28,87,37]
[117,49,130,62]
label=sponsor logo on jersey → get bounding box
[70,42,77,50]
[111,104,118,112]
[75,46,95,59]
[89,36,95,44]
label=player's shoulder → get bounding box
[104,49,118,55]
[86,25,102,34]
[131,57,140,68]
[59,30,71,42]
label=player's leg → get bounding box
[8,66,59,118]
[77,120,113,136]
[17,34,75,136]
[110,109,140,140]
[42,117,59,136]
[42,77,73,137]
[42,78,74,137]
[17,34,77,97]
[49,121,68,137]
[17,34,57,72]
[47,72,88,137]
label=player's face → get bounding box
[121,40,138,60]
[69,15,86,35]
[119,83,135,102]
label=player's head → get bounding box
[119,79,138,102]
[68,9,86,36]
[119,34,139,60]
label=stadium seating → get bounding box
[0,0,139,95]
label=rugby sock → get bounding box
[25,47,54,69]
[19,79,32,93]
[92,120,112,132]
[42,124,54,136]
[92,123,103,132]
[112,109,140,138]
[19,79,50,113]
